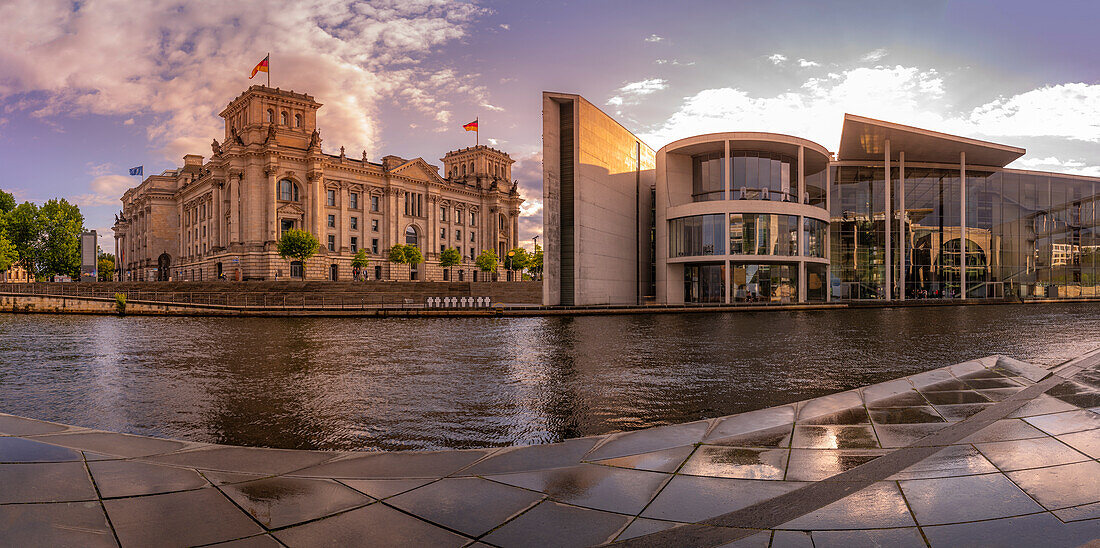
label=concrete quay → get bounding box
[1,352,1099,547]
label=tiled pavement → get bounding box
[2,353,1100,547]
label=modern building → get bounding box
[113,85,524,282]
[79,230,97,282]
[543,93,1100,305]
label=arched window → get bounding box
[461,164,466,177]
[280,111,288,125]
[294,114,302,128]
[469,162,474,174]
[266,109,274,123]
[405,225,419,247]
[278,179,299,201]
[499,213,506,230]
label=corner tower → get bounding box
[218,85,322,150]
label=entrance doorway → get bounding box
[330,264,339,281]
[157,253,171,281]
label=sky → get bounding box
[1,0,1099,255]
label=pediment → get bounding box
[277,202,305,215]
[391,158,444,183]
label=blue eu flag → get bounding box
[129,166,143,176]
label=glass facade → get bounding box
[669,214,726,257]
[729,214,799,256]
[692,153,725,202]
[684,263,725,303]
[831,164,1100,300]
[804,218,827,258]
[731,264,797,302]
[731,151,797,201]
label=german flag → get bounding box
[250,55,269,79]
[462,119,478,132]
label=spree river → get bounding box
[1,303,1098,451]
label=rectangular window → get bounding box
[350,217,358,230]
[456,229,461,240]
[440,244,446,253]
[470,233,475,243]
[281,219,294,235]
[351,237,358,253]
[470,212,476,226]
[349,192,359,209]
[327,235,335,252]
[371,238,379,254]
[441,228,446,239]
[372,219,379,232]
[440,206,448,222]
[327,189,336,206]
[328,214,336,228]
[371,195,379,212]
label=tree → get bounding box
[439,247,461,280]
[4,202,42,276]
[529,244,543,280]
[0,188,15,215]
[98,252,116,282]
[403,245,423,281]
[387,244,407,280]
[37,199,84,278]
[277,229,319,278]
[351,249,369,281]
[505,247,530,276]
[0,233,16,273]
[475,249,498,274]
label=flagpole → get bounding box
[476,117,479,146]
[267,52,270,87]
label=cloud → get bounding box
[644,34,663,43]
[963,83,1100,142]
[71,174,132,207]
[607,78,669,109]
[768,54,787,65]
[122,118,134,125]
[1013,156,1100,177]
[499,23,509,30]
[0,0,492,161]
[861,48,888,62]
[85,162,114,177]
[798,59,820,68]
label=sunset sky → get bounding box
[1,0,1098,253]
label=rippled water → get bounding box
[1,303,1098,451]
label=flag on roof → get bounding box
[129,166,143,176]
[250,55,269,79]
[462,119,478,132]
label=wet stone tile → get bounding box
[144,445,335,476]
[386,477,542,538]
[614,517,684,540]
[1054,501,1100,522]
[206,534,284,547]
[975,437,1091,471]
[810,527,926,548]
[486,463,668,515]
[89,459,209,498]
[922,511,1100,547]
[1007,395,1080,418]
[704,406,795,443]
[0,414,70,436]
[1024,409,1100,435]
[706,424,793,448]
[1055,429,1100,459]
[865,391,929,409]
[585,420,710,461]
[1006,460,1100,511]
[899,473,1043,525]
[1052,390,1100,410]
[0,461,98,503]
[797,392,864,422]
[0,501,115,547]
[962,377,1022,389]
[716,531,772,547]
[273,502,468,547]
[799,407,870,426]
[791,425,879,449]
[868,406,945,424]
[770,530,813,547]
[104,487,264,547]
[778,482,915,530]
[337,478,435,500]
[888,445,998,480]
[0,436,85,462]
[922,379,972,392]
[784,449,887,481]
[975,387,1024,401]
[219,476,373,529]
[640,476,807,522]
[920,390,991,405]
[933,402,995,421]
[31,430,189,458]
[463,437,600,475]
[872,423,948,448]
[678,446,788,480]
[590,445,695,473]
[290,448,493,479]
[481,500,633,548]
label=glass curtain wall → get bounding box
[834,163,1099,300]
[731,151,797,201]
[684,263,726,303]
[692,153,725,202]
[731,264,797,303]
[669,214,726,257]
[729,214,799,255]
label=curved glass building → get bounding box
[543,93,1100,306]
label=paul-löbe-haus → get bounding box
[113,85,523,282]
[543,93,1100,306]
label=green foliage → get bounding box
[351,249,370,269]
[388,244,408,264]
[4,201,42,275]
[37,199,84,278]
[403,245,423,265]
[0,233,16,272]
[0,189,14,215]
[439,247,461,269]
[277,229,319,279]
[475,249,498,272]
[529,244,543,278]
[97,256,115,281]
[505,247,530,271]
[114,292,126,315]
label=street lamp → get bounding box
[507,250,515,281]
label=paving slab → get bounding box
[0,461,98,503]
[218,475,373,529]
[30,430,191,457]
[272,502,469,547]
[922,511,1100,548]
[584,420,711,461]
[0,435,85,462]
[0,501,115,547]
[104,487,265,547]
[899,473,1044,525]
[1006,460,1100,511]
[385,477,543,537]
[679,446,787,480]
[590,444,696,473]
[89,458,210,498]
[486,463,668,515]
[776,482,915,530]
[481,500,632,547]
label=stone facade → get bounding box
[113,85,523,282]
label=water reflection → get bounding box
[0,304,1097,451]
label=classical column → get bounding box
[310,175,322,236]
[212,184,222,249]
[960,151,967,300]
[899,151,906,301]
[511,212,519,249]
[884,139,891,300]
[798,145,805,204]
[266,168,277,243]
